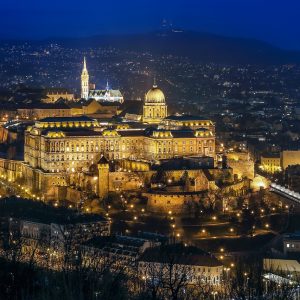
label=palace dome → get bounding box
[145,85,165,104]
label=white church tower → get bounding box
[81,57,89,99]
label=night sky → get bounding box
[2,0,300,49]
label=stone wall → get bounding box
[227,151,254,179]
[145,191,203,214]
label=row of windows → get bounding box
[47,138,214,149]
[156,140,213,146]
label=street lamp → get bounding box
[211,291,218,300]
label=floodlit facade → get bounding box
[24,117,215,173]
[143,84,168,124]
[260,154,281,174]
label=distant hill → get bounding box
[47,30,300,65]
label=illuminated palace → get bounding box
[0,58,218,206]
[21,77,216,200]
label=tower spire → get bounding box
[83,56,87,70]
[81,56,89,100]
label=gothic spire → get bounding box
[83,56,87,71]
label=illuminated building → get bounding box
[24,117,215,172]
[18,99,120,121]
[81,58,123,103]
[41,89,74,103]
[18,102,72,120]
[0,79,216,202]
[161,115,215,132]
[138,244,223,285]
[89,81,124,103]
[21,108,215,200]
[260,153,281,174]
[143,83,167,124]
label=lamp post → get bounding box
[211,291,218,300]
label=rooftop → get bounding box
[38,116,95,123]
[85,235,148,249]
[164,115,211,121]
[18,102,71,110]
[283,232,300,241]
[139,244,222,267]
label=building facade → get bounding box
[41,89,74,103]
[260,153,281,174]
[24,117,215,173]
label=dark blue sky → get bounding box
[2,0,300,49]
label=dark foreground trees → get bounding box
[0,255,299,300]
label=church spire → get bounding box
[81,57,89,100]
[83,56,87,70]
